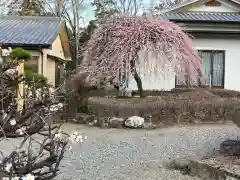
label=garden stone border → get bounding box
[72,113,158,129]
[167,156,240,180]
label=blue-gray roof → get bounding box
[0,16,63,46]
[162,12,240,23]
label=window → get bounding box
[26,56,38,73]
[175,50,225,88]
[55,62,64,88]
[199,50,225,88]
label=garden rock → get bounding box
[75,113,95,124]
[143,122,157,129]
[98,117,110,128]
[108,117,125,128]
[88,119,98,126]
[168,158,191,172]
[219,139,240,156]
[125,116,144,128]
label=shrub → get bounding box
[25,69,47,88]
[87,90,240,124]
[11,48,32,61]
[210,89,240,98]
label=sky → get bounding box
[80,1,94,25]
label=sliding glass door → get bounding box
[212,51,224,87]
[200,51,211,86]
[198,50,225,88]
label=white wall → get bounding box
[127,70,175,91]
[193,38,240,91]
[127,46,175,91]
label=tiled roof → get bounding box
[0,16,63,46]
[161,12,240,23]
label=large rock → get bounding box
[108,117,125,128]
[219,139,240,156]
[167,158,191,174]
[125,116,144,128]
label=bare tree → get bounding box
[92,0,144,20]
[43,0,86,68]
[112,0,143,15]
[7,0,48,16]
[153,0,185,11]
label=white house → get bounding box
[128,0,240,91]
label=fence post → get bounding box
[0,48,3,112]
[209,74,212,89]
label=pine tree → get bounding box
[91,0,119,23]
[8,0,46,16]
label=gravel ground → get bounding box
[2,122,240,180]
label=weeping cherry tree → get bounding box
[73,15,204,97]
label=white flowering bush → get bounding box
[0,47,86,180]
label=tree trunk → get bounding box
[131,68,144,98]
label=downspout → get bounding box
[40,47,44,75]
[39,47,44,102]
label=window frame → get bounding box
[25,56,39,73]
[55,61,64,88]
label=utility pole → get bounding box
[0,47,3,112]
[74,0,80,70]
[133,0,137,16]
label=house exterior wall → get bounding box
[136,0,240,91]
[12,32,70,88]
[127,47,175,91]
[127,70,175,91]
[25,50,42,73]
[46,56,56,86]
[25,49,55,87]
[44,35,66,60]
[193,38,240,91]
[41,35,68,87]
[188,3,239,12]
[128,37,240,91]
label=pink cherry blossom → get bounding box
[75,15,203,88]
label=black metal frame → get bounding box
[175,50,225,89]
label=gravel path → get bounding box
[2,123,240,180]
[57,123,240,180]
